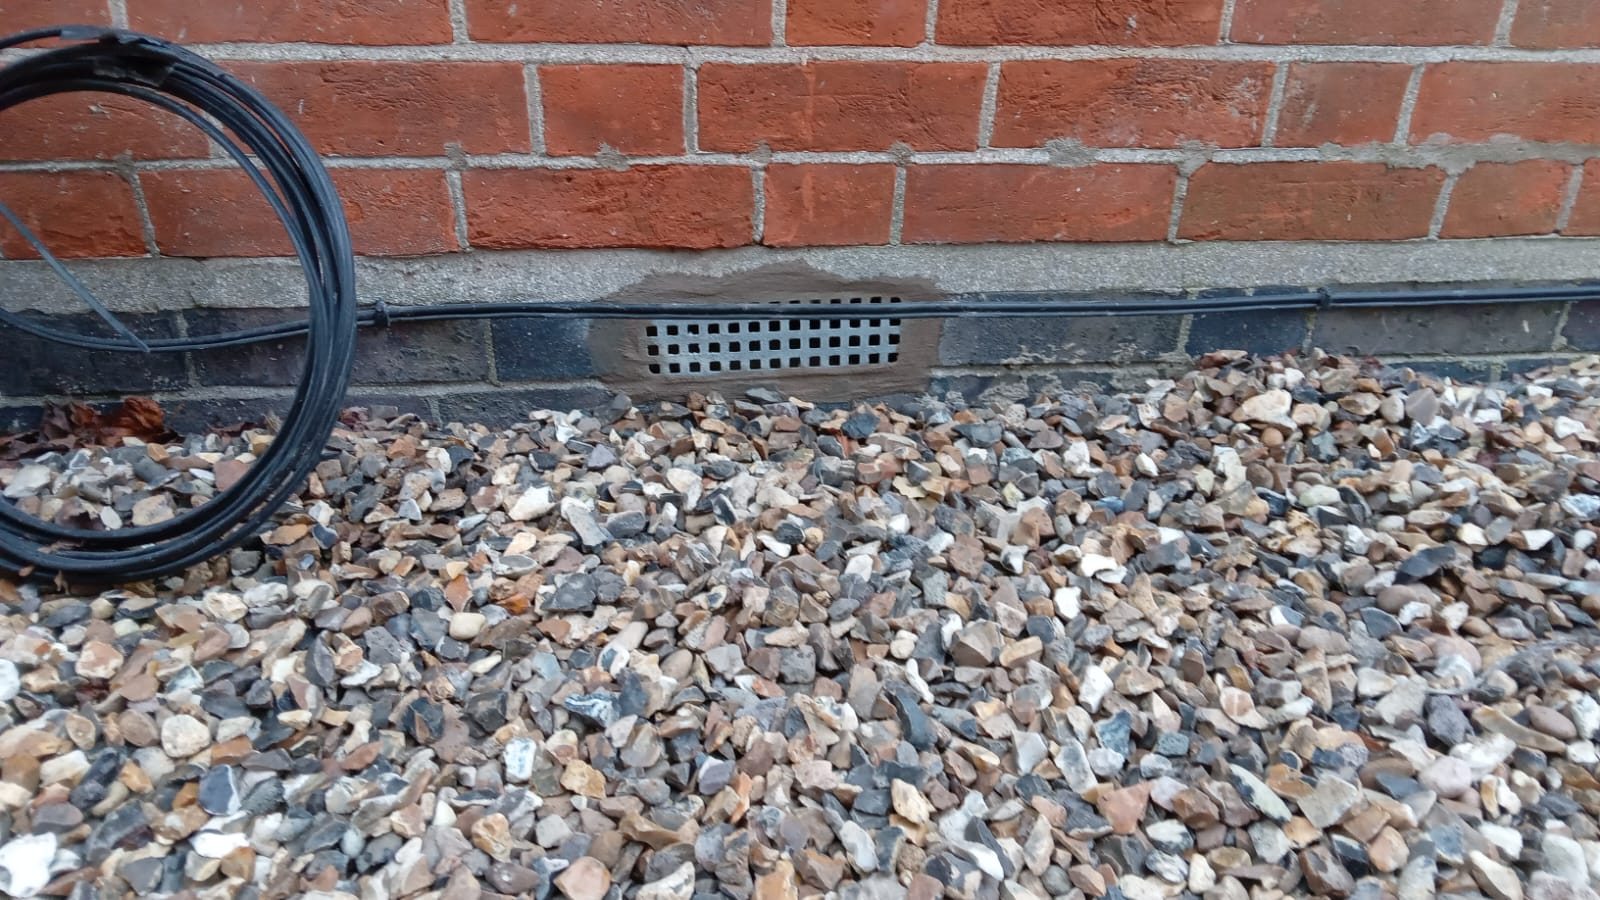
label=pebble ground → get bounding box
[1,350,1599,900]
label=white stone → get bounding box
[192,831,249,859]
[1480,822,1523,859]
[0,660,18,703]
[1454,734,1518,777]
[1572,694,1600,739]
[161,715,211,759]
[0,832,55,897]
[1014,732,1047,774]
[448,612,485,641]
[1079,554,1120,579]
[1421,757,1474,799]
[1188,855,1216,893]
[838,822,877,872]
[508,486,555,521]
[504,737,536,783]
[535,815,572,848]
[1053,587,1081,620]
[1542,834,1590,886]
[1468,850,1523,900]
[1079,665,1113,713]
[1299,485,1341,507]
[1117,874,1168,900]
[637,862,695,900]
[1523,530,1556,551]
[3,465,52,499]
[39,751,88,786]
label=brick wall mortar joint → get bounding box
[1557,165,1587,233]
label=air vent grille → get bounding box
[644,296,903,377]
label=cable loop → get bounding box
[0,26,357,582]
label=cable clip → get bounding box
[372,300,392,328]
[1316,287,1334,312]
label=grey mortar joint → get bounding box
[751,167,767,245]
[179,42,1600,65]
[1261,64,1289,148]
[448,0,471,43]
[1557,165,1587,232]
[890,167,908,245]
[1174,143,1213,177]
[446,170,472,252]
[1166,173,1191,242]
[771,0,787,46]
[683,64,700,155]
[1494,0,1522,46]
[481,320,501,384]
[1393,65,1426,145]
[114,155,161,257]
[1218,0,1239,41]
[978,63,1001,148]
[1551,302,1573,351]
[524,66,547,155]
[595,146,629,172]
[1044,139,1096,168]
[1428,172,1461,238]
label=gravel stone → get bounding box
[2,355,1599,898]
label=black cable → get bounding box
[0,27,357,581]
[10,283,1600,354]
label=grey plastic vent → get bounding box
[644,296,903,377]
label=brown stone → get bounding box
[471,813,513,860]
[554,856,612,900]
[753,861,798,900]
[1097,782,1152,835]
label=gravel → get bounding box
[1,350,1599,899]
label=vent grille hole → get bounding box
[645,296,903,377]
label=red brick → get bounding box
[127,0,451,44]
[763,164,895,247]
[465,0,770,45]
[228,62,529,157]
[698,62,987,152]
[1440,161,1571,239]
[0,0,109,31]
[540,66,683,157]
[992,60,1271,150]
[1564,162,1600,235]
[464,166,753,250]
[1274,63,1411,147]
[0,172,144,259]
[142,169,459,258]
[1231,0,1502,45]
[937,0,1223,46]
[788,0,925,46]
[1513,0,1600,49]
[1410,63,1600,145]
[1179,162,1444,241]
[0,93,208,162]
[901,165,1176,244]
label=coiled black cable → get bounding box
[0,27,357,581]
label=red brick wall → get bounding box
[3,0,1599,258]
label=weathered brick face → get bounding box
[2,0,1598,255]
